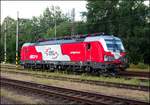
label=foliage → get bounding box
[1,17,16,63]
[0,6,71,63]
[47,21,88,37]
[85,0,150,64]
[129,63,149,69]
[47,22,72,37]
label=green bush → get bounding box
[130,63,149,69]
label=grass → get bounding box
[1,67,150,87]
[128,63,150,72]
[80,74,149,86]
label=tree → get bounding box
[118,0,149,64]
[86,0,119,33]
[47,21,88,37]
[1,17,16,63]
[47,22,72,37]
[0,6,71,63]
[38,6,71,38]
[85,0,149,64]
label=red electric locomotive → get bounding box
[20,33,128,75]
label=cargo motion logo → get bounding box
[45,48,58,59]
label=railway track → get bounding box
[1,77,149,105]
[1,66,149,92]
[118,71,150,78]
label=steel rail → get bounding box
[1,77,149,105]
[1,67,149,92]
[118,71,150,78]
[1,66,149,82]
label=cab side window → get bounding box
[86,43,91,50]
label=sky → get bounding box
[1,1,87,23]
[1,0,149,24]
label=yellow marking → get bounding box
[16,56,18,69]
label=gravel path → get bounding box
[1,86,71,105]
[1,96,20,104]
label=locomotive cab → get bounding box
[84,35,129,72]
[103,36,128,70]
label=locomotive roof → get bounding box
[84,35,120,42]
[36,39,77,46]
[22,35,121,47]
[22,43,35,47]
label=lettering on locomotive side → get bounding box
[70,51,81,54]
[30,55,38,59]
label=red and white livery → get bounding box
[20,33,128,75]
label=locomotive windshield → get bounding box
[105,39,125,52]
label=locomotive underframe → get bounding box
[20,60,122,75]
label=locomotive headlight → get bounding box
[104,55,114,61]
[120,56,128,63]
[123,57,128,63]
[110,56,115,61]
[104,55,109,61]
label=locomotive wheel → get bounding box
[85,66,92,73]
[58,65,62,70]
[98,69,109,77]
[49,64,55,72]
[97,69,118,77]
[31,63,36,69]
[101,72,109,77]
[23,64,28,69]
[108,69,118,76]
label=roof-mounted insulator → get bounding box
[80,34,85,38]
[35,32,108,43]
[77,34,82,38]
[87,33,91,36]
[93,33,97,36]
[37,38,48,42]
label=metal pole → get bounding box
[71,8,75,36]
[16,11,19,68]
[4,21,7,63]
[54,6,56,39]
